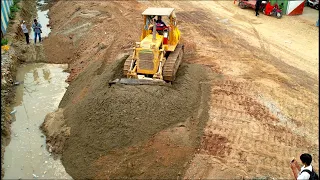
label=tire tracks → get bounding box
[186,78,318,178]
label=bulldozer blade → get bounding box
[109,78,167,86]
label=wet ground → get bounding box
[3,64,71,179]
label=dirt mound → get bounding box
[43,1,144,82]
[40,108,70,155]
[57,56,210,179]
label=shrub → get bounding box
[10,4,20,12]
[8,0,20,21]
[10,4,20,13]
[8,13,15,20]
[1,39,9,46]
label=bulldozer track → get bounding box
[163,44,184,82]
[123,55,133,76]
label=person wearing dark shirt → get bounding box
[255,0,262,16]
[155,16,167,35]
[156,16,166,27]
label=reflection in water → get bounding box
[33,69,39,84]
[3,63,71,179]
[14,64,44,107]
[42,68,51,83]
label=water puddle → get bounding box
[3,64,71,179]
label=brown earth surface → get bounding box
[59,55,211,179]
[42,0,319,179]
[40,108,71,155]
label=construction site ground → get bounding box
[40,1,318,179]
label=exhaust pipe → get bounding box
[152,20,156,42]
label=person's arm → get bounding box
[148,24,153,30]
[290,160,300,179]
[158,20,166,27]
[20,24,24,33]
[39,23,42,28]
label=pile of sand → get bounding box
[40,108,70,155]
[55,56,211,179]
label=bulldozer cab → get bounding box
[141,8,180,52]
[146,15,168,34]
[108,7,184,85]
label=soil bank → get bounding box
[55,55,211,179]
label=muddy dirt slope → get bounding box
[42,1,211,178]
[43,1,144,82]
[57,55,210,179]
[42,0,318,179]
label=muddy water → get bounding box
[3,64,71,179]
[30,0,51,40]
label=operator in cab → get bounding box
[155,16,168,35]
[156,16,166,27]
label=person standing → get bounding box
[290,153,319,179]
[255,0,262,16]
[32,19,42,44]
[20,20,29,44]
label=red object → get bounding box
[156,27,165,31]
[245,0,257,8]
[239,0,264,9]
[288,2,305,15]
[265,2,273,15]
[163,37,168,44]
[156,23,167,31]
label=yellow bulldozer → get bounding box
[111,8,184,85]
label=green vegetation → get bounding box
[1,38,9,46]
[10,4,20,13]
[13,0,21,4]
[8,0,21,20]
[9,13,16,20]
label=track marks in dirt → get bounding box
[202,133,231,157]
[185,78,317,179]
[251,26,269,52]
